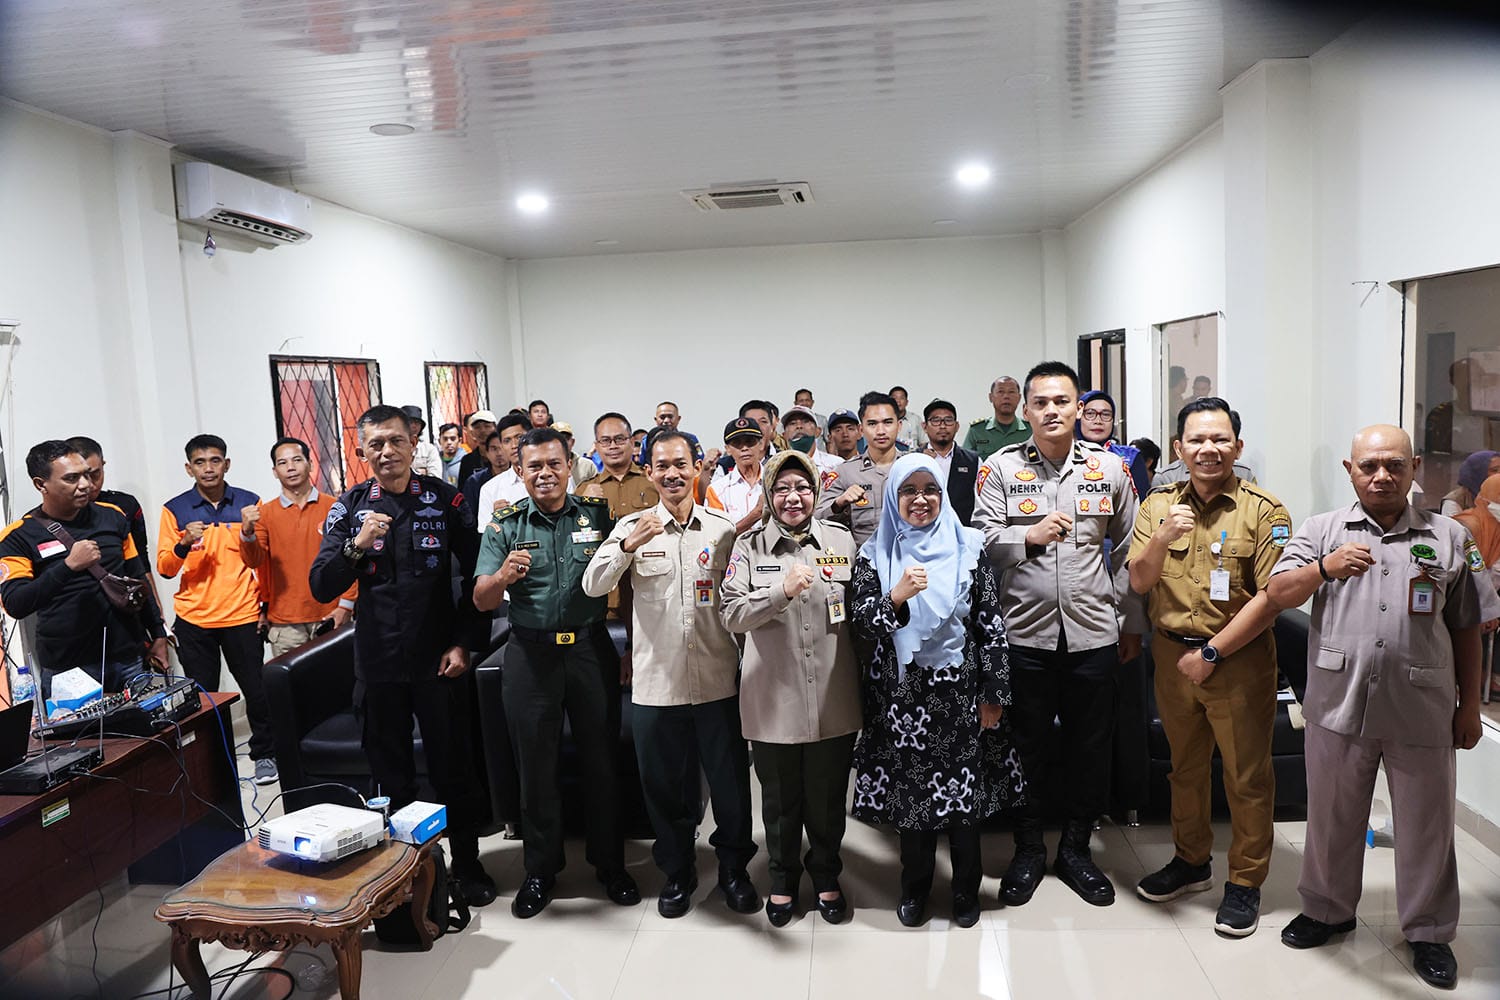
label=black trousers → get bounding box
[355,675,485,863]
[899,824,982,899]
[752,734,856,895]
[502,635,623,877]
[1008,640,1118,823]
[174,619,274,760]
[633,697,756,880]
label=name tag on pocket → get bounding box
[516,540,540,551]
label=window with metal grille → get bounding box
[269,356,382,494]
[424,362,490,436]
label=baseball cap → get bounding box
[826,408,858,429]
[466,409,498,426]
[400,404,425,424]
[724,417,763,443]
[782,406,819,427]
[553,421,574,435]
[922,398,958,421]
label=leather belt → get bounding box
[1158,629,1210,648]
[511,622,607,646]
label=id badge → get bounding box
[827,591,846,624]
[1409,574,1435,616]
[696,579,714,607]
[1209,568,1230,602]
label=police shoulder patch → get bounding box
[324,501,347,531]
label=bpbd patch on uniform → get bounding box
[1464,538,1485,573]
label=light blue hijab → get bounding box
[860,453,984,679]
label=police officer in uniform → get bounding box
[474,427,640,919]
[1267,424,1485,990]
[815,391,903,547]
[972,361,1141,908]
[1127,398,1290,937]
[310,405,496,906]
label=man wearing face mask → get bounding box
[583,430,758,920]
[781,406,842,479]
[474,428,638,919]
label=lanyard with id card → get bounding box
[1409,543,1439,615]
[822,564,846,623]
[1209,529,1230,602]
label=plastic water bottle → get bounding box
[11,663,35,704]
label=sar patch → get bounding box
[1017,498,1038,515]
[1465,538,1485,573]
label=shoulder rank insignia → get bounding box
[493,504,523,522]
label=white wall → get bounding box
[513,236,1045,441]
[1063,125,1226,456]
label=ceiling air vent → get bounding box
[682,181,813,212]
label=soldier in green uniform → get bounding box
[474,427,640,919]
[963,376,1030,459]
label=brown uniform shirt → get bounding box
[578,466,659,617]
[1128,477,1292,640]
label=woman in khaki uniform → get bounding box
[721,451,862,927]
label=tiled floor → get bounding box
[3,756,1498,999]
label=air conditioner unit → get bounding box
[681,181,813,212]
[174,161,313,246]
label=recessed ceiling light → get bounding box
[955,163,992,189]
[368,123,414,136]
[593,239,619,246]
[932,219,958,226]
[516,192,549,215]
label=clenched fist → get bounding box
[783,564,816,599]
[1156,504,1195,544]
[1024,511,1073,547]
[65,539,101,571]
[1323,543,1375,580]
[354,512,392,550]
[623,512,665,553]
[891,565,928,605]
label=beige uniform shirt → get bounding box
[1270,503,1482,746]
[720,518,862,744]
[972,439,1139,650]
[814,454,896,548]
[582,502,740,707]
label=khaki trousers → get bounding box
[1152,633,1277,887]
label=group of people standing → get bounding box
[0,358,1486,991]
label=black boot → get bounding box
[1000,819,1047,906]
[1054,819,1114,906]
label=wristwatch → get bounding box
[1201,644,1221,664]
[342,538,367,562]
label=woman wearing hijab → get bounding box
[1441,450,1500,516]
[1453,473,1500,698]
[849,453,1025,928]
[1077,389,1152,499]
[721,451,862,926]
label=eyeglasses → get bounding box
[925,416,956,426]
[1080,409,1114,421]
[897,485,943,500]
[771,484,814,498]
[596,435,631,446]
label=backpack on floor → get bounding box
[374,842,471,944]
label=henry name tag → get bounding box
[572,529,602,544]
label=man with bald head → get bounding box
[1266,425,1486,990]
[964,376,1030,459]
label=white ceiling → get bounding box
[0,0,1354,259]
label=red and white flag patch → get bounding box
[37,539,66,559]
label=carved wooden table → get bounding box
[154,839,435,999]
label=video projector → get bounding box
[257,803,386,862]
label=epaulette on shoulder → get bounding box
[969,417,986,425]
[493,503,524,522]
[1148,484,1179,496]
[1239,481,1283,506]
[575,493,608,507]
[700,505,735,524]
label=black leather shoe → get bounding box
[953,893,981,928]
[599,869,641,907]
[896,896,928,928]
[511,874,555,919]
[766,894,799,928]
[1409,941,1457,990]
[451,860,498,908]
[1054,820,1115,906]
[1000,843,1048,906]
[657,873,698,918]
[814,887,849,925]
[719,869,761,914]
[1280,913,1357,949]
